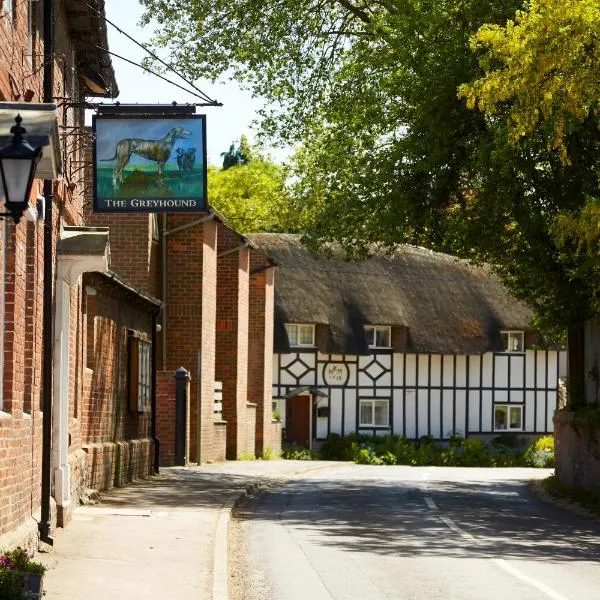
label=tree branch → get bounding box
[334,0,371,24]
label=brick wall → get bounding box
[156,370,176,466]
[162,216,224,463]
[79,273,157,491]
[249,251,276,456]
[84,211,160,298]
[0,0,89,541]
[216,225,250,459]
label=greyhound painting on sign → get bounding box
[93,114,207,213]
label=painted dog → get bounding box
[176,147,196,172]
[101,127,191,188]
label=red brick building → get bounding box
[0,0,280,552]
[86,207,281,465]
[0,0,164,550]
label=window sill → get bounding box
[358,425,391,429]
[0,410,11,420]
[493,429,523,433]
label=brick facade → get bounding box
[79,272,159,491]
[249,251,278,456]
[0,0,143,547]
[0,0,91,543]
[216,226,250,459]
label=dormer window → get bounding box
[501,331,524,353]
[365,325,391,348]
[285,323,315,347]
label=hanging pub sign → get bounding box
[93,113,207,212]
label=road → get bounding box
[230,465,600,600]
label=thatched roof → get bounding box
[247,233,534,355]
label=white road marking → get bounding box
[424,496,438,510]
[493,559,572,600]
[438,515,475,540]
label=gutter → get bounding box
[217,240,250,259]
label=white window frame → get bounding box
[285,323,315,347]
[359,398,390,427]
[493,404,523,432]
[364,325,392,348]
[500,330,524,353]
[129,337,152,412]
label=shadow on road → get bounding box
[235,476,600,563]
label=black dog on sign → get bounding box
[176,147,196,173]
[101,127,191,188]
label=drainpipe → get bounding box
[161,215,167,370]
[151,312,160,473]
[40,0,54,545]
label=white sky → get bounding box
[98,0,268,166]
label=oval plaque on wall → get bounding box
[323,362,349,386]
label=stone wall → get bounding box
[554,410,600,490]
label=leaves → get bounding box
[143,0,600,331]
[459,0,600,162]
[208,159,293,232]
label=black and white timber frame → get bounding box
[273,348,567,440]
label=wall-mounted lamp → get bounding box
[0,114,43,224]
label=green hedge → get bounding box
[301,433,555,467]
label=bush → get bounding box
[0,548,45,600]
[522,435,555,468]
[319,433,355,461]
[281,445,318,460]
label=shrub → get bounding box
[319,433,355,461]
[0,548,45,600]
[281,445,318,460]
[522,435,555,468]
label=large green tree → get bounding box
[141,0,600,341]
[208,152,294,233]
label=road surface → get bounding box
[230,465,600,600]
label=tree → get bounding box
[208,157,294,233]
[141,0,600,342]
[220,134,253,169]
[458,0,600,164]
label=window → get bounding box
[365,325,391,348]
[285,323,315,347]
[493,404,523,431]
[501,330,524,353]
[129,336,152,412]
[359,399,389,427]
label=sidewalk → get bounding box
[39,460,341,600]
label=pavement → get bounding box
[38,460,341,600]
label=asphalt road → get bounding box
[230,465,600,600]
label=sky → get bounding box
[96,0,267,166]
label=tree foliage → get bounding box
[208,157,294,233]
[141,0,600,332]
[458,0,600,164]
[220,134,253,169]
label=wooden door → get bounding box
[287,395,311,447]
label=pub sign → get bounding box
[93,114,207,212]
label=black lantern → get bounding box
[0,114,43,224]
